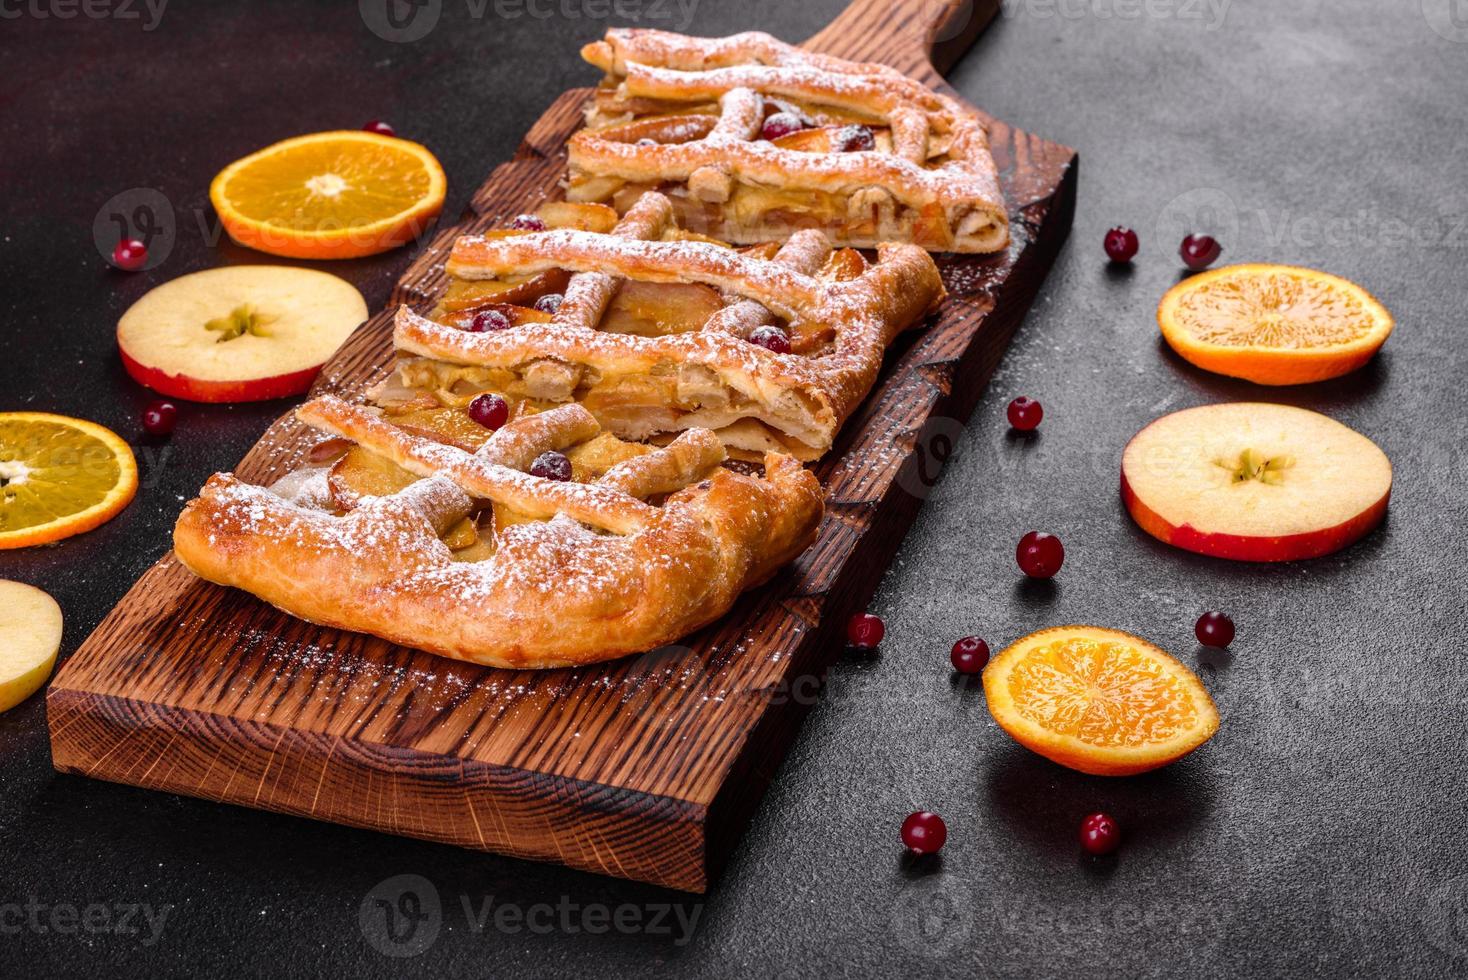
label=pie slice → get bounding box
[388,190,946,461]
[173,397,822,669]
[566,28,1009,254]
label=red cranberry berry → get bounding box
[760,111,807,141]
[529,450,573,482]
[511,214,547,232]
[747,325,791,354]
[1104,226,1138,263]
[1016,531,1064,579]
[1195,611,1235,648]
[1006,396,1043,432]
[363,120,396,137]
[833,125,875,152]
[950,636,989,674]
[1079,812,1120,855]
[534,293,563,314]
[467,308,512,332]
[112,238,148,272]
[141,400,177,436]
[847,612,884,649]
[467,393,509,431]
[901,811,947,855]
[1179,233,1222,271]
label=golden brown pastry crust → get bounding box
[401,191,945,460]
[570,28,1008,253]
[173,398,823,669]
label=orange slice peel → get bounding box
[983,625,1219,776]
[1158,263,1393,385]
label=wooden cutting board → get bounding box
[47,0,1075,892]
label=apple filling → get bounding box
[568,99,1006,252]
[282,405,657,564]
[385,355,828,461]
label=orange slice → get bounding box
[0,413,138,549]
[1158,263,1393,385]
[983,625,1219,776]
[210,131,447,259]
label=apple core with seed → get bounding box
[1120,402,1391,562]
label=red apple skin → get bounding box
[119,346,322,403]
[1120,470,1390,562]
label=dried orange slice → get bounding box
[0,413,138,549]
[983,625,1219,776]
[1158,263,1393,385]
[210,131,446,259]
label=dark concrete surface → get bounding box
[2,1,1467,976]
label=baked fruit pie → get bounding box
[568,29,1009,254]
[390,190,945,460]
[173,397,822,668]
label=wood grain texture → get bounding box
[47,0,1075,892]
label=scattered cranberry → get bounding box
[950,636,989,674]
[529,450,572,482]
[847,612,885,649]
[760,111,807,142]
[467,308,512,332]
[1006,396,1043,432]
[901,811,947,855]
[467,393,509,431]
[747,325,791,354]
[534,293,563,314]
[112,238,148,272]
[1104,226,1138,263]
[141,400,177,436]
[833,125,875,153]
[1016,531,1064,579]
[363,120,396,137]
[511,214,547,232]
[1195,611,1235,648]
[1079,812,1120,855]
[1179,233,1222,271]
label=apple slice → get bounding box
[1121,403,1391,562]
[0,580,63,713]
[118,266,367,402]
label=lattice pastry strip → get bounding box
[173,397,822,669]
[567,28,1008,254]
[395,190,945,461]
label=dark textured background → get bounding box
[3,0,1467,976]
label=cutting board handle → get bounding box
[802,0,999,82]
